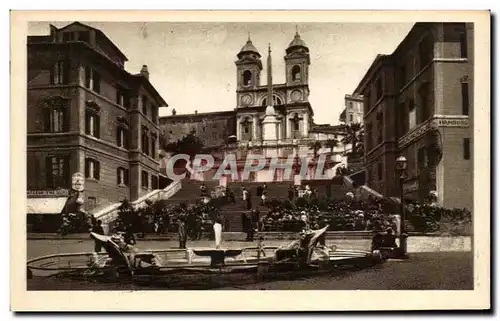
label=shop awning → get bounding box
[27,197,68,215]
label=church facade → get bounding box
[160,31,348,183]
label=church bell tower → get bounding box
[235,35,263,108]
[284,28,310,104]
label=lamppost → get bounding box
[395,155,409,258]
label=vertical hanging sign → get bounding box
[72,172,85,192]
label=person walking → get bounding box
[244,211,254,242]
[178,214,188,249]
[91,219,105,252]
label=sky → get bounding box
[28,21,413,125]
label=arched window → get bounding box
[292,65,301,81]
[293,114,300,131]
[262,94,283,106]
[243,70,252,86]
[241,118,252,141]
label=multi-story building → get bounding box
[354,22,473,210]
[340,94,364,125]
[27,22,168,212]
[160,110,236,149]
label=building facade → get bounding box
[340,94,364,125]
[160,32,347,183]
[27,22,168,212]
[160,110,236,149]
[354,22,473,210]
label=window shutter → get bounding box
[95,116,100,138]
[63,156,70,187]
[63,61,70,84]
[95,161,100,180]
[462,83,469,115]
[49,63,54,85]
[94,72,101,93]
[85,67,91,88]
[116,167,121,185]
[85,113,90,135]
[463,138,470,160]
[63,108,70,132]
[125,169,129,186]
[125,129,130,149]
[45,157,53,188]
[85,159,89,178]
[116,127,120,146]
[44,109,51,132]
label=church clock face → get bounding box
[291,90,303,102]
[241,94,253,106]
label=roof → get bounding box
[345,94,364,101]
[237,39,261,59]
[309,123,347,134]
[352,54,390,95]
[131,74,168,107]
[287,32,308,49]
[159,110,236,121]
[58,22,129,61]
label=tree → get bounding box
[308,141,323,157]
[341,123,363,153]
[164,131,205,158]
[338,109,346,124]
[324,138,339,152]
[355,127,364,153]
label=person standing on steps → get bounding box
[246,190,253,210]
[242,187,248,209]
[261,190,267,206]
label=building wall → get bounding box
[440,127,472,209]
[358,23,472,209]
[160,112,236,148]
[27,22,167,212]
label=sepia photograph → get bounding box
[11,10,490,311]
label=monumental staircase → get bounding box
[219,180,352,232]
[92,180,182,227]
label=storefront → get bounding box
[26,189,70,232]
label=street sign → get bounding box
[72,172,85,192]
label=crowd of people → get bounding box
[100,181,399,243]
[257,196,398,233]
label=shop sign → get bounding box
[27,189,69,197]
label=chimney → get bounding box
[172,108,176,115]
[140,65,149,79]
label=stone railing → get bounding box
[359,185,384,199]
[93,180,182,225]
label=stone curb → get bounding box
[27,231,464,241]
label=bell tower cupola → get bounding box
[236,35,263,89]
[284,27,310,86]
